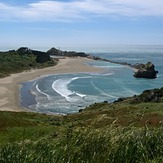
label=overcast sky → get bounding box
[0,0,163,50]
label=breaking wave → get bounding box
[52,77,86,102]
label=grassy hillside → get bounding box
[0,88,163,162]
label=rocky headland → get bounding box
[87,55,158,79]
[46,47,88,57]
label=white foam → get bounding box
[75,93,86,98]
[100,73,114,76]
[36,84,51,100]
[94,65,124,68]
[52,78,73,102]
[52,76,91,102]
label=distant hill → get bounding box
[0,46,91,78]
[0,47,57,77]
[46,47,89,57]
[17,47,51,63]
[46,47,60,56]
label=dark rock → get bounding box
[46,47,61,56]
[133,62,158,79]
[113,97,126,103]
[79,109,84,112]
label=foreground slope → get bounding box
[0,88,163,162]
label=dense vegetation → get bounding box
[0,47,57,78]
[0,88,163,162]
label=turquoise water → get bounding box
[21,45,163,114]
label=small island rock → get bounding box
[133,62,158,79]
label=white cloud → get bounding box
[0,0,163,22]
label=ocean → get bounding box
[20,45,163,114]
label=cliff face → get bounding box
[133,62,158,79]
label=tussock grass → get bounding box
[1,93,163,162]
[1,127,163,163]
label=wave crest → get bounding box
[52,77,86,102]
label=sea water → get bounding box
[20,45,163,114]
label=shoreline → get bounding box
[0,57,104,112]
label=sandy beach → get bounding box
[0,57,103,112]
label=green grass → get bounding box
[1,127,163,163]
[0,99,163,162]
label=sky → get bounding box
[0,0,163,50]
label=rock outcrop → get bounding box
[131,87,163,103]
[114,87,163,104]
[46,47,60,56]
[133,62,158,79]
